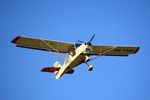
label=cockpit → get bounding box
[69,50,76,56]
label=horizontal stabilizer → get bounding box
[41,67,60,72]
[41,67,74,74]
[65,69,74,74]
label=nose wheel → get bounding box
[85,62,93,71]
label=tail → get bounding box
[41,61,74,79]
[54,61,61,74]
[54,61,61,67]
[41,61,61,73]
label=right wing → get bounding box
[11,36,80,53]
[89,45,139,56]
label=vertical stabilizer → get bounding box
[54,61,61,67]
[54,61,61,75]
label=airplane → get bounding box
[11,35,139,79]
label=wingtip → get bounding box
[11,36,21,43]
[135,46,140,54]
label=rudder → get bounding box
[54,61,61,74]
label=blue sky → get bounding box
[1,0,150,100]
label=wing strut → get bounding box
[89,46,117,61]
[40,39,66,60]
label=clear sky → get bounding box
[1,0,150,100]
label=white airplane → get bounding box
[11,35,139,79]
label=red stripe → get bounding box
[11,36,21,43]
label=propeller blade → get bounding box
[89,34,95,43]
[77,40,85,43]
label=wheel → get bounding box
[88,65,93,71]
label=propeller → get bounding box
[77,34,95,45]
[88,34,95,43]
[77,40,85,43]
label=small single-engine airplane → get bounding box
[11,35,139,79]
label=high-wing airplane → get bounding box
[11,35,139,79]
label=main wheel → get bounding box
[88,65,93,71]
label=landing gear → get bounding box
[85,62,93,71]
[85,56,90,62]
[88,65,93,71]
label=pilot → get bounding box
[70,49,76,56]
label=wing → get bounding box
[11,36,80,53]
[90,45,139,56]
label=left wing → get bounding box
[11,36,80,53]
[90,45,139,56]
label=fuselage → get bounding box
[55,43,92,79]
